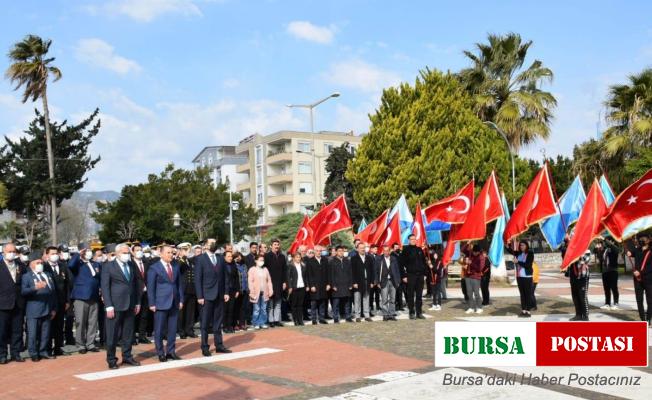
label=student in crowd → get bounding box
[248,254,273,330]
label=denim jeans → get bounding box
[252,294,268,327]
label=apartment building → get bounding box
[234,130,361,231]
[191,146,248,191]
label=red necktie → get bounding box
[166,263,173,281]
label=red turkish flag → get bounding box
[602,168,652,241]
[442,225,460,265]
[424,180,475,224]
[503,165,557,242]
[309,195,353,245]
[289,215,315,254]
[377,213,402,248]
[412,202,427,248]
[561,180,608,270]
[355,209,389,244]
[455,171,504,242]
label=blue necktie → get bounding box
[121,262,130,281]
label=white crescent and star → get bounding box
[369,222,378,235]
[384,227,392,243]
[636,179,652,203]
[414,222,421,240]
[328,208,341,224]
[531,193,539,210]
[300,227,308,241]
[446,195,471,214]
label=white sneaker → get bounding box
[600,304,611,310]
[429,305,437,311]
[610,304,619,310]
[435,305,442,311]
[261,324,269,329]
[465,308,474,314]
[254,326,261,330]
[475,308,484,314]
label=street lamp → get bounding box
[225,175,240,245]
[287,92,340,133]
[483,121,516,211]
[172,213,181,227]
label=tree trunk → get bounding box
[41,88,58,245]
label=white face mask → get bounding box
[256,260,264,267]
[108,256,115,262]
[34,263,44,273]
[118,254,130,263]
[20,255,29,263]
[61,252,70,261]
[152,251,160,257]
[5,252,16,262]
[49,254,60,263]
[100,255,108,263]
[144,253,151,258]
[84,250,93,260]
[135,251,144,259]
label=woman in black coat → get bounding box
[287,252,308,326]
[506,240,535,317]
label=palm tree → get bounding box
[602,68,652,156]
[5,35,62,244]
[458,33,557,151]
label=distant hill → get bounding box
[64,190,120,236]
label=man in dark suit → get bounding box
[148,245,184,362]
[101,243,141,369]
[351,242,375,322]
[43,246,71,356]
[0,243,27,364]
[245,242,258,268]
[264,239,287,327]
[21,259,57,361]
[374,245,401,321]
[176,243,197,339]
[400,235,428,319]
[328,246,353,323]
[194,238,231,356]
[68,244,102,354]
[131,243,152,344]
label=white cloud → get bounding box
[286,21,336,44]
[323,59,402,94]
[87,0,204,22]
[75,39,142,75]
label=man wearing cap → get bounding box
[44,246,71,356]
[0,243,27,364]
[177,243,197,339]
[68,244,102,353]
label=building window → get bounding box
[256,166,263,183]
[298,141,311,153]
[324,143,334,154]
[255,145,263,165]
[299,204,314,214]
[298,162,312,174]
[257,192,263,204]
[299,182,313,194]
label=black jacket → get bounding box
[594,241,620,273]
[351,253,375,294]
[264,251,287,299]
[374,255,401,288]
[0,260,27,310]
[101,260,141,312]
[44,261,71,311]
[400,245,427,276]
[287,261,308,290]
[244,253,256,268]
[628,243,652,282]
[328,256,352,298]
[304,256,329,300]
[505,247,534,276]
[178,256,196,295]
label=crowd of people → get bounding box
[0,231,650,370]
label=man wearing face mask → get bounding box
[59,245,76,347]
[43,246,71,356]
[21,259,57,361]
[68,244,102,354]
[194,238,231,356]
[131,244,152,344]
[18,246,31,268]
[264,239,287,327]
[626,233,652,325]
[101,243,141,369]
[176,243,197,339]
[0,243,27,364]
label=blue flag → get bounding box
[357,218,368,234]
[426,229,443,245]
[388,194,414,231]
[541,175,586,249]
[599,175,615,206]
[489,193,510,267]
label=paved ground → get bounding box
[2,269,650,400]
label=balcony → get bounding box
[267,151,292,164]
[267,194,293,205]
[236,163,250,173]
[236,182,251,192]
[267,174,292,184]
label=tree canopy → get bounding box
[346,69,531,217]
[92,164,258,244]
[323,142,364,226]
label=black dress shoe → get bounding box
[215,345,232,353]
[187,333,198,338]
[312,320,318,325]
[108,361,118,369]
[166,353,182,360]
[138,337,152,344]
[54,349,64,356]
[345,318,354,323]
[202,349,212,357]
[276,322,285,327]
[319,319,328,324]
[417,314,426,320]
[179,334,187,339]
[409,314,416,320]
[158,355,167,362]
[89,347,100,353]
[132,340,139,346]
[364,317,373,322]
[122,358,141,366]
[0,357,8,364]
[79,348,87,354]
[12,355,25,362]
[355,318,361,322]
[31,356,40,362]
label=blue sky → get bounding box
[1,0,651,191]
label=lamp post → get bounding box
[483,121,516,211]
[172,213,181,227]
[287,92,340,133]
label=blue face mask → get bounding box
[321,251,328,256]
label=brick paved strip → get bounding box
[74,347,282,381]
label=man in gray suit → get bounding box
[21,259,57,361]
[101,243,141,369]
[374,245,401,321]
